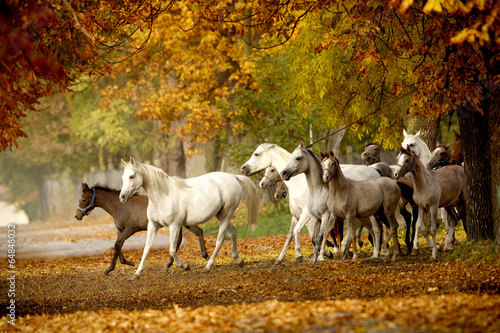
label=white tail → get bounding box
[236,175,260,231]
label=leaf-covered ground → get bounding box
[1,216,499,332]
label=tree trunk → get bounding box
[488,83,500,251]
[407,115,441,151]
[458,104,495,240]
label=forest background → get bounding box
[0,0,498,249]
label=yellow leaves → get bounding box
[423,0,443,14]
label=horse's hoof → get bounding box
[411,248,419,256]
[183,263,191,271]
[295,256,303,263]
[127,261,135,267]
[430,257,437,262]
[103,270,111,276]
[129,273,141,281]
[309,258,317,264]
[317,256,325,262]
[324,250,333,259]
[202,266,211,273]
[236,258,245,268]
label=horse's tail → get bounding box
[235,175,260,231]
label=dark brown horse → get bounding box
[75,183,209,275]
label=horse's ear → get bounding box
[320,152,327,159]
[300,141,305,149]
[82,183,89,190]
[379,139,384,147]
[436,141,440,148]
[415,130,421,138]
[399,144,405,153]
[130,157,136,166]
[329,150,335,158]
[445,143,451,150]
[454,130,460,138]
[403,129,408,137]
[121,159,127,168]
[365,142,369,147]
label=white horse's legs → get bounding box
[131,221,161,280]
[203,218,240,272]
[276,215,299,264]
[226,222,243,266]
[441,208,450,233]
[347,218,358,260]
[429,206,439,260]
[411,208,424,256]
[369,216,380,259]
[167,223,190,271]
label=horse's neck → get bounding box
[417,141,433,165]
[329,167,349,195]
[411,157,432,191]
[304,155,327,193]
[95,189,121,215]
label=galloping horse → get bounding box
[320,151,402,261]
[394,146,466,260]
[120,158,260,279]
[75,183,209,275]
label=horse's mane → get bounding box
[304,148,325,180]
[135,163,191,194]
[92,183,119,192]
[92,183,140,196]
[261,143,291,161]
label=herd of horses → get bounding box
[75,130,466,279]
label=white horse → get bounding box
[119,158,260,279]
[241,143,382,262]
[280,142,382,262]
[400,130,433,165]
[242,146,312,263]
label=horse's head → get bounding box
[320,151,340,183]
[241,143,276,176]
[449,133,463,165]
[120,157,143,203]
[427,143,450,169]
[361,140,383,165]
[280,141,308,181]
[394,145,416,179]
[274,180,288,200]
[75,183,95,220]
[259,167,280,189]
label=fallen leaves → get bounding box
[0,220,498,332]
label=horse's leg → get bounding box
[389,215,400,261]
[167,223,190,271]
[356,226,364,248]
[340,220,352,261]
[429,206,439,260]
[185,225,210,260]
[335,219,344,256]
[130,221,161,280]
[293,212,311,263]
[368,216,380,259]
[400,205,413,254]
[444,205,459,251]
[275,215,298,265]
[165,229,183,272]
[441,208,450,234]
[225,222,244,267]
[104,227,136,276]
[203,217,233,272]
[313,216,331,263]
[411,208,425,256]
[347,218,358,260]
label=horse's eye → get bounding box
[409,143,414,147]
[130,175,134,179]
[254,153,259,157]
[296,156,302,161]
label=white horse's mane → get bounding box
[261,143,291,161]
[135,163,191,194]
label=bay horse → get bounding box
[394,146,466,260]
[320,151,402,261]
[120,158,260,279]
[449,130,464,165]
[75,183,209,275]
